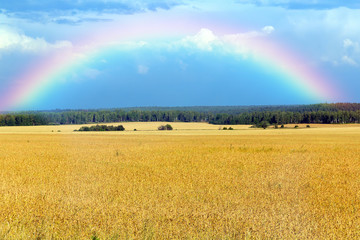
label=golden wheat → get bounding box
[0,124,359,239]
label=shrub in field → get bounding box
[294,125,299,128]
[250,121,269,129]
[77,125,125,131]
[79,126,90,131]
[306,125,311,128]
[165,124,173,130]
[221,127,234,130]
[158,124,173,131]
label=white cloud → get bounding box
[341,39,360,67]
[344,39,354,48]
[0,28,72,52]
[177,26,275,53]
[344,38,360,52]
[342,55,357,66]
[262,26,275,34]
[138,65,149,75]
[222,26,274,42]
[180,28,221,51]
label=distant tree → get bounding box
[257,121,269,129]
[5,115,15,126]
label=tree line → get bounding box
[0,103,360,126]
[209,110,360,125]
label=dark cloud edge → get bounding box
[0,1,185,25]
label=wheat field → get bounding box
[0,123,360,239]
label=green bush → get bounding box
[158,124,173,131]
[77,125,125,132]
[165,124,173,130]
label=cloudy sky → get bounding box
[0,0,359,110]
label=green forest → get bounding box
[0,103,360,126]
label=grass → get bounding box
[0,123,360,238]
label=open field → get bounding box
[0,122,359,134]
[1,123,360,239]
[0,122,242,134]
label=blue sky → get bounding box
[0,0,359,110]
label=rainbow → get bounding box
[0,15,340,111]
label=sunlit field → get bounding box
[1,123,360,239]
[0,122,358,134]
[0,122,252,134]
